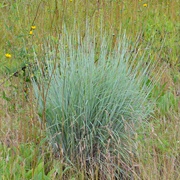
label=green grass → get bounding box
[0,0,179,179]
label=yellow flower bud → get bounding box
[5,53,12,58]
[143,4,148,7]
[31,26,36,30]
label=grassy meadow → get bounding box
[0,0,180,179]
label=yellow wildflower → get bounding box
[70,0,73,2]
[143,4,148,7]
[5,53,12,58]
[31,26,36,30]
[29,30,33,35]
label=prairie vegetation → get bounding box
[0,0,179,179]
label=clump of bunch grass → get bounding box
[32,30,155,178]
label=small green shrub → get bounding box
[33,31,155,178]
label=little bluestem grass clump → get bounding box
[32,32,154,178]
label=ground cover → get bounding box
[0,0,179,179]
